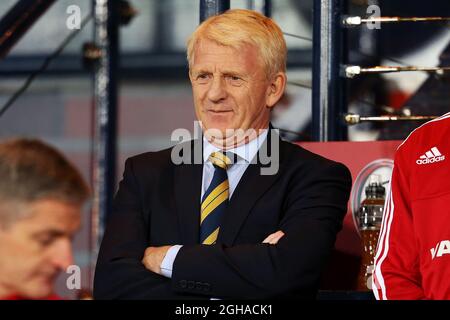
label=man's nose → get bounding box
[207,76,227,102]
[50,239,74,271]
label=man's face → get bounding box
[0,199,81,299]
[190,39,279,145]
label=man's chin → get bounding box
[204,130,242,149]
[204,126,261,149]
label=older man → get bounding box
[0,139,89,300]
[94,9,351,299]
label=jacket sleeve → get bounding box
[372,146,425,300]
[171,162,352,299]
[93,158,200,300]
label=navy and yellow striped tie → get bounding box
[200,152,232,245]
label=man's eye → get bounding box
[36,237,54,247]
[227,75,243,85]
[197,74,209,80]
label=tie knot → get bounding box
[209,151,234,170]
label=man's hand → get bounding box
[262,230,285,244]
[142,246,172,274]
[142,231,284,274]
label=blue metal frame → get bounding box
[200,0,230,22]
[264,0,272,17]
[92,0,119,248]
[312,0,348,141]
[0,0,56,59]
[0,48,312,77]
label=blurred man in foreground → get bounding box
[0,139,89,300]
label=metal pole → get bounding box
[91,0,118,278]
[264,0,272,18]
[245,0,272,17]
[153,0,173,52]
[0,0,56,59]
[312,0,347,141]
[200,0,230,23]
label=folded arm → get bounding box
[168,163,351,299]
[93,158,201,299]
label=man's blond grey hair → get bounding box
[187,9,287,78]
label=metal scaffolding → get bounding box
[0,0,57,59]
[200,0,230,22]
[312,0,348,141]
[91,0,119,254]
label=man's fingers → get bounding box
[262,234,273,244]
[141,247,153,269]
[141,246,171,275]
[270,231,285,244]
[262,230,285,244]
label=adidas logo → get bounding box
[416,147,445,165]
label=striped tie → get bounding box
[200,151,232,245]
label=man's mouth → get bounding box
[207,110,233,114]
[37,271,58,282]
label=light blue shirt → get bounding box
[160,129,269,278]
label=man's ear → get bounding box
[266,72,287,109]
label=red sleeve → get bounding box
[372,143,425,300]
[1,294,60,300]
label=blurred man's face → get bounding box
[190,39,282,148]
[0,199,81,299]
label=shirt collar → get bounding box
[203,129,268,164]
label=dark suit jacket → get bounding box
[94,131,352,299]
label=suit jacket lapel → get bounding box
[218,129,285,246]
[174,140,203,245]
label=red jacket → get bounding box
[373,112,450,299]
[1,295,60,300]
